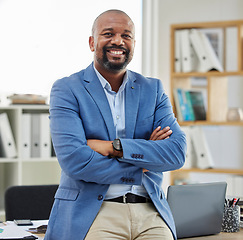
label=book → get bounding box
[186,90,206,120]
[173,88,195,121]
[173,88,183,121]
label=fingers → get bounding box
[149,126,162,140]
[149,126,172,141]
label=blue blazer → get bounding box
[44,63,186,240]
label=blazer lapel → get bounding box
[125,72,140,139]
[83,64,116,140]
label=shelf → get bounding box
[0,104,49,110]
[170,19,243,186]
[178,121,243,126]
[21,157,57,163]
[171,19,243,29]
[0,158,18,163]
[172,71,243,78]
[172,168,243,175]
[0,105,61,220]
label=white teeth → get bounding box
[110,50,123,55]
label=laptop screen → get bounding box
[167,182,227,239]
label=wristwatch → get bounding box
[112,139,123,151]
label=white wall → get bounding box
[0,0,142,102]
[143,0,243,189]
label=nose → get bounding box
[111,34,124,46]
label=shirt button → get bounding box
[98,195,103,201]
[116,115,120,119]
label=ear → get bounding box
[89,36,95,52]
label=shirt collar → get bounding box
[93,65,129,93]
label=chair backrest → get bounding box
[4,184,58,221]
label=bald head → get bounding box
[89,9,135,74]
[91,9,134,36]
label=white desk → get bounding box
[0,220,47,239]
[181,229,243,240]
[1,221,242,239]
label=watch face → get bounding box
[113,139,122,151]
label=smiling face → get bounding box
[89,10,135,74]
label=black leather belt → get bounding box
[104,193,152,204]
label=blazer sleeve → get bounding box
[49,78,143,185]
[120,79,187,172]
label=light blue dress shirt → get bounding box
[94,66,149,199]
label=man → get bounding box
[45,9,186,240]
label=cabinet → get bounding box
[0,105,61,221]
[170,20,243,185]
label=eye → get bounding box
[122,34,132,40]
[102,32,113,37]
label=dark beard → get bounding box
[98,46,131,72]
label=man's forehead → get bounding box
[95,12,134,32]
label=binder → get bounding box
[191,126,214,169]
[189,29,223,72]
[180,29,193,72]
[39,113,51,158]
[0,113,17,158]
[31,114,40,158]
[21,113,31,158]
[181,126,196,169]
[174,30,182,72]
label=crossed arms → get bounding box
[87,126,172,158]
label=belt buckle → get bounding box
[123,194,127,203]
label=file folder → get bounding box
[0,113,17,158]
[191,126,214,169]
[39,113,51,158]
[174,30,182,72]
[31,114,40,158]
[180,126,196,169]
[180,29,193,72]
[189,29,223,72]
[21,113,31,159]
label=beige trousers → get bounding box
[85,201,174,240]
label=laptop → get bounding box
[167,182,227,239]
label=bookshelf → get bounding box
[170,20,243,185]
[0,105,61,221]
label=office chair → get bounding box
[4,184,58,221]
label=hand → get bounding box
[149,126,172,141]
[87,139,123,158]
[143,126,172,173]
[87,139,113,156]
